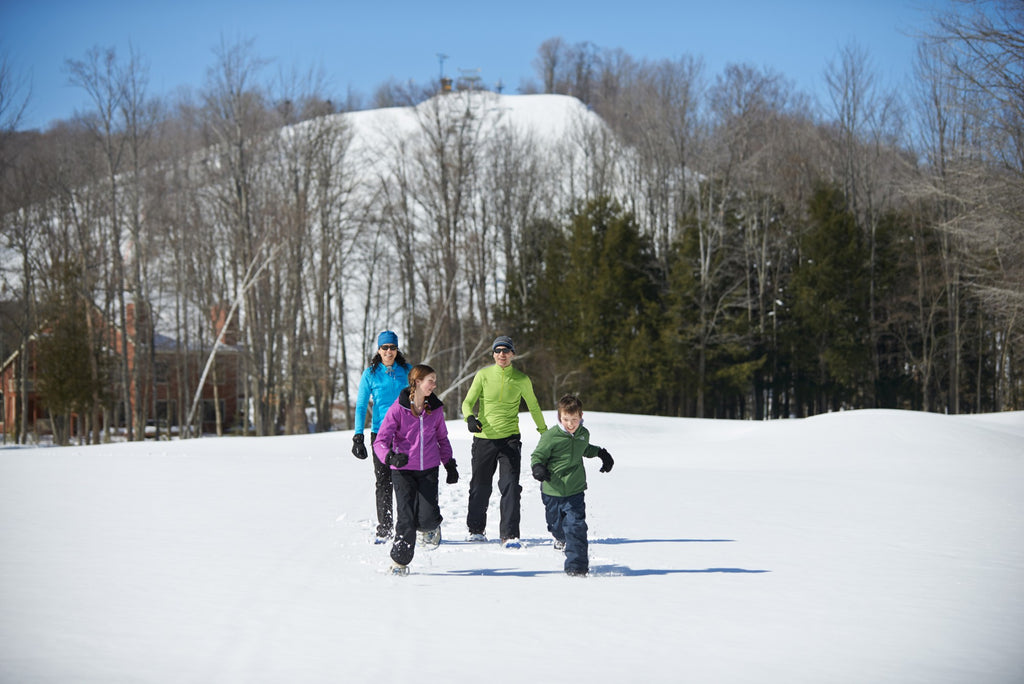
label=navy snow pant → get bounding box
[542,491,588,574]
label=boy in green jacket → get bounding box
[530,394,614,576]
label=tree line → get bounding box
[0,0,1021,443]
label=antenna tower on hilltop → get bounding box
[458,67,482,91]
[437,53,452,93]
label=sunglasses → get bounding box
[379,345,398,351]
[493,347,512,355]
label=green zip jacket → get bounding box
[530,423,601,498]
[461,364,547,439]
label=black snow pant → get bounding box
[466,435,523,540]
[390,467,442,566]
[370,432,393,538]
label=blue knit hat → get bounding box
[377,330,399,348]
[492,335,515,353]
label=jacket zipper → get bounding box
[499,365,509,403]
[418,410,425,469]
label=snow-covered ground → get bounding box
[1,409,1022,683]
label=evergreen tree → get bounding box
[35,262,102,445]
[870,208,918,409]
[666,189,757,418]
[664,220,701,415]
[788,184,871,412]
[526,198,664,412]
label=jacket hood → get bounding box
[397,391,444,411]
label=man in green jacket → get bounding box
[462,335,547,547]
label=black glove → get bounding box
[385,450,409,468]
[444,459,459,484]
[351,433,368,460]
[532,463,551,482]
[467,415,483,433]
[598,448,614,473]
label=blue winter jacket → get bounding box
[354,362,410,434]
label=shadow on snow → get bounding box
[437,565,769,578]
[431,536,769,576]
[441,537,736,547]
[594,537,736,545]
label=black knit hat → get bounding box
[492,335,515,353]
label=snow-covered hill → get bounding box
[2,409,1022,683]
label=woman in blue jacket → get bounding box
[352,331,410,543]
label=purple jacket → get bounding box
[373,391,454,471]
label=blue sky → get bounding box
[2,0,947,131]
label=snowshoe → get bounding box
[390,562,410,576]
[501,538,522,549]
[466,533,487,542]
[419,527,441,550]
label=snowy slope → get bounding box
[319,91,601,206]
[0,93,607,346]
[1,409,1022,683]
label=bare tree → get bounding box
[482,121,552,324]
[371,77,432,109]
[938,0,1024,410]
[916,0,1024,410]
[533,37,566,94]
[1,168,41,444]
[146,96,207,435]
[906,43,977,411]
[61,45,160,440]
[267,65,358,433]
[199,36,279,435]
[564,41,600,104]
[685,63,804,417]
[65,47,135,437]
[118,45,162,439]
[375,91,490,383]
[0,52,33,443]
[0,50,29,160]
[605,56,704,263]
[559,102,622,206]
[824,41,908,406]
[532,37,613,107]
[32,122,113,442]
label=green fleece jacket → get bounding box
[530,423,601,498]
[461,364,547,439]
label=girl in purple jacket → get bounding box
[373,364,459,575]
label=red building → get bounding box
[0,302,242,441]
